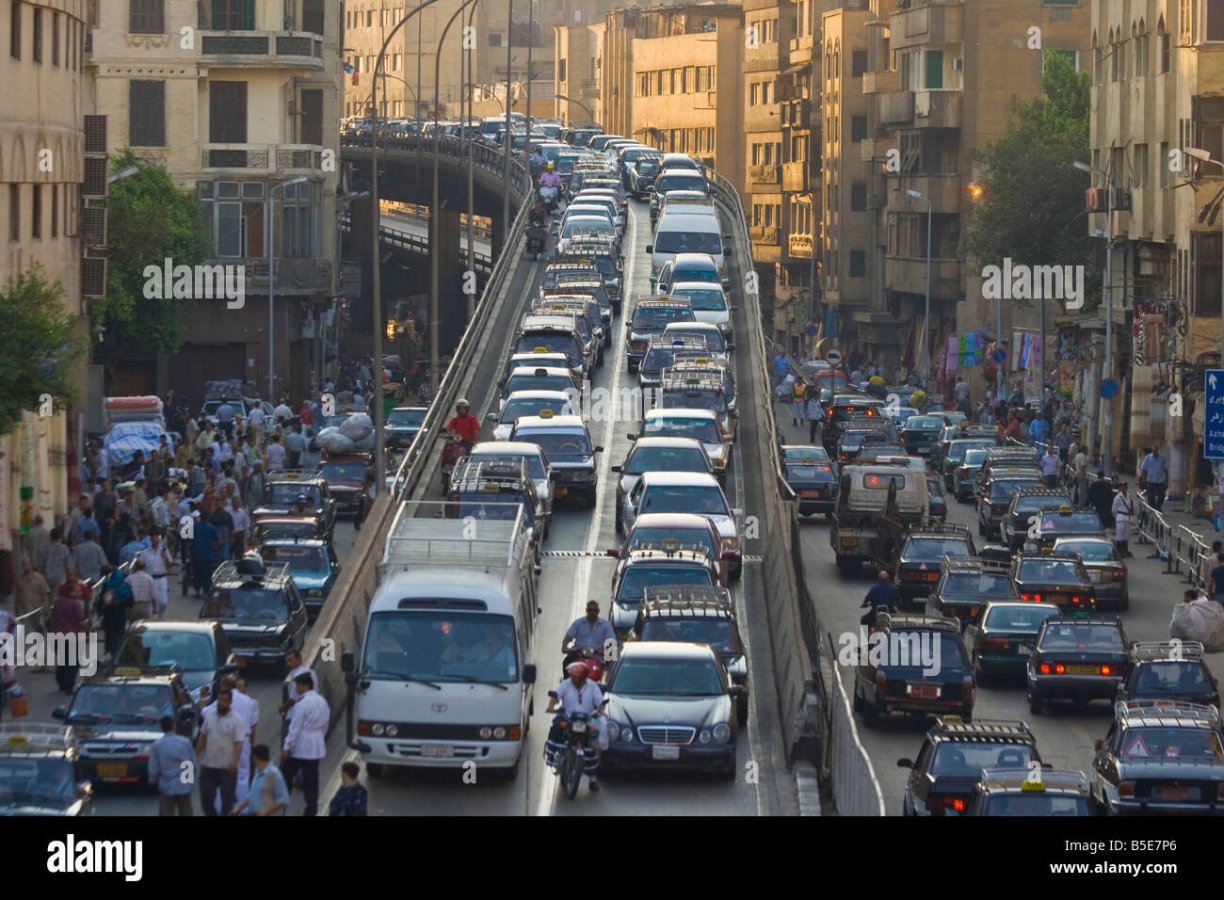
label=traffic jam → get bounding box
[802,384,1224,817]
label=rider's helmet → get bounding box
[565,660,589,679]
[295,493,309,506]
[546,162,555,170]
[456,398,470,411]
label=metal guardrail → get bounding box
[339,132,532,201]
[338,213,494,272]
[826,634,887,817]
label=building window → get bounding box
[750,83,759,105]
[210,0,255,31]
[31,185,41,239]
[1160,141,1170,188]
[558,58,566,82]
[925,50,943,89]
[280,179,313,258]
[849,250,866,277]
[300,89,323,146]
[130,0,164,34]
[302,0,324,35]
[8,185,19,241]
[1159,29,1170,72]
[209,82,248,143]
[1133,144,1149,188]
[51,11,59,64]
[850,183,867,211]
[129,80,166,146]
[51,184,58,237]
[852,50,867,78]
[1134,33,1149,76]
[489,32,502,47]
[850,115,867,143]
[32,6,41,62]
[10,1,20,60]
[1047,49,1079,72]
[1210,0,1224,41]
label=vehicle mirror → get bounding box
[606,548,620,558]
[728,684,746,698]
[486,412,497,421]
[896,758,914,769]
[53,706,68,720]
[522,664,537,685]
[341,651,356,674]
[610,465,622,473]
[645,245,653,253]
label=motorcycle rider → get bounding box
[561,601,616,672]
[860,569,900,629]
[443,399,481,454]
[544,660,606,792]
[289,493,312,517]
[529,146,546,178]
[528,199,547,228]
[538,163,562,211]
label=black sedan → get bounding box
[894,527,975,608]
[1117,642,1220,709]
[963,601,1062,684]
[928,561,1018,629]
[602,642,741,778]
[786,458,838,518]
[1026,615,1129,715]
[1010,553,1096,612]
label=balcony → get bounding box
[859,138,895,164]
[750,225,779,244]
[198,31,324,69]
[749,164,780,185]
[788,233,813,258]
[913,90,962,129]
[877,91,914,126]
[891,173,962,212]
[201,144,325,173]
[228,257,334,295]
[890,0,964,52]
[862,69,899,95]
[783,161,810,193]
[885,256,961,298]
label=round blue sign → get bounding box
[806,324,818,337]
[1099,378,1120,399]
[991,348,1007,364]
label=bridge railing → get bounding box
[340,132,532,202]
[338,212,494,273]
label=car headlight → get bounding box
[607,721,620,741]
[698,729,712,744]
[620,724,634,743]
[712,723,731,743]
[721,537,739,554]
[493,726,507,739]
[479,726,493,739]
[385,724,399,737]
[371,723,386,736]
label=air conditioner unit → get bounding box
[952,58,963,71]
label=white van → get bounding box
[344,501,540,776]
[647,209,730,288]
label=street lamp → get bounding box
[107,166,140,184]
[1073,159,1114,473]
[906,188,933,384]
[966,181,1002,400]
[267,175,309,402]
[555,92,595,123]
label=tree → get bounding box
[0,267,88,436]
[962,51,1095,293]
[93,150,213,371]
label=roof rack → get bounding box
[450,458,532,493]
[908,523,972,538]
[1115,700,1221,724]
[931,717,1036,742]
[978,767,1089,793]
[660,369,724,391]
[942,555,1009,572]
[213,559,292,585]
[0,723,77,754]
[1016,551,1083,563]
[96,663,183,679]
[875,611,959,632]
[642,585,733,609]
[647,334,708,350]
[1129,641,1206,662]
[627,542,712,561]
[1014,486,1072,497]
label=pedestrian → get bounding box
[354,472,375,532]
[148,715,197,816]
[209,502,234,562]
[1041,444,1062,488]
[98,564,133,655]
[230,744,289,816]
[119,527,150,567]
[14,557,51,634]
[22,514,50,566]
[281,672,328,816]
[954,375,970,416]
[328,761,369,816]
[71,530,108,584]
[1088,469,1115,528]
[126,556,157,623]
[191,512,221,598]
[285,424,306,469]
[1209,552,1224,604]
[805,387,822,445]
[195,686,246,816]
[273,398,294,426]
[248,404,266,446]
[772,349,790,393]
[202,674,258,810]
[1112,481,1135,558]
[790,377,806,427]
[50,568,89,695]
[242,460,266,513]
[1139,446,1168,512]
[228,496,250,557]
[35,527,71,597]
[138,529,173,618]
[265,434,287,472]
[1072,445,1090,506]
[216,400,236,441]
[279,649,319,739]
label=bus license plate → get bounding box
[96,763,128,778]
[651,745,680,761]
[421,745,455,759]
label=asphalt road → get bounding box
[781,414,1224,816]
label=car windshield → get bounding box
[904,417,944,431]
[68,684,175,724]
[1044,513,1105,534]
[644,417,721,444]
[261,545,329,571]
[1015,496,1071,513]
[504,374,575,397]
[640,485,727,516]
[0,758,78,803]
[672,288,726,311]
[544,268,597,287]
[653,231,722,255]
[947,441,996,462]
[656,175,706,194]
[502,397,572,422]
[980,794,1091,816]
[905,538,972,560]
[930,741,1036,774]
[661,390,726,415]
[881,632,968,671]
[474,453,546,481]
[1057,540,1116,562]
[1018,560,1083,582]
[121,631,216,670]
[266,484,322,506]
[642,348,687,373]
[1133,662,1213,693]
[616,566,715,603]
[632,307,693,330]
[963,449,990,466]
[1119,727,1224,760]
[519,431,592,461]
[561,219,614,239]
[991,479,1040,500]
[942,573,1015,598]
[387,409,425,427]
[640,619,733,652]
[670,268,720,285]
[514,335,582,363]
[1039,623,1124,651]
[363,611,518,684]
[625,446,708,475]
[319,462,365,481]
[625,527,717,560]
[983,605,1062,630]
[202,587,290,622]
[610,656,723,696]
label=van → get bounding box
[830,463,929,574]
[345,501,539,776]
[648,210,731,289]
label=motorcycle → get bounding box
[525,224,547,259]
[550,704,595,800]
[440,432,470,493]
[538,184,559,214]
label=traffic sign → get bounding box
[825,349,843,365]
[806,324,818,338]
[1099,378,1120,400]
[991,347,1007,365]
[1205,370,1224,460]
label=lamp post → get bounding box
[526,0,535,133]
[1073,160,1114,473]
[554,92,595,124]
[502,0,515,240]
[267,175,309,402]
[371,0,449,492]
[906,188,933,384]
[432,0,483,398]
[466,1,480,323]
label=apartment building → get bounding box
[0,0,89,543]
[744,0,791,276]
[88,0,343,403]
[597,3,744,191]
[1088,0,1224,494]
[858,0,1090,391]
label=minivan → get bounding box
[647,210,731,289]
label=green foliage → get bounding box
[94,150,213,360]
[0,267,88,436]
[962,51,1096,294]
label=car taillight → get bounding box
[951,797,965,814]
[1100,664,1112,676]
[1117,781,1135,799]
[1021,593,1042,603]
[1071,596,1082,605]
[1111,568,1127,582]
[962,675,974,701]
[981,637,1010,650]
[875,670,887,690]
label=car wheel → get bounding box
[737,698,748,727]
[366,763,385,779]
[1028,691,1043,716]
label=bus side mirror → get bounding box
[523,664,538,684]
[341,651,355,674]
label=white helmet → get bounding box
[456,398,471,409]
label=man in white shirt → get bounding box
[247,405,266,445]
[264,435,287,472]
[279,649,319,739]
[1072,447,1090,506]
[202,674,258,809]
[228,496,250,557]
[273,400,294,425]
[195,687,247,816]
[281,672,329,815]
[1041,444,1062,487]
[138,530,173,618]
[544,661,607,792]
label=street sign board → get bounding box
[1205,370,1224,460]
[825,349,843,366]
[1099,378,1120,400]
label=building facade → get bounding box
[88,0,343,403]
